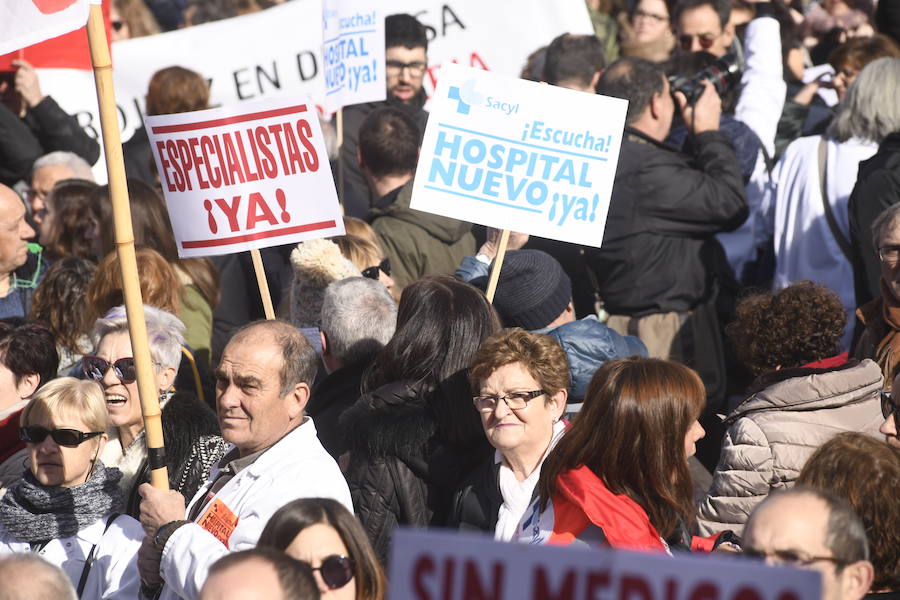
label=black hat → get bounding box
[491,250,572,330]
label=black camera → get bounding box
[669,53,741,105]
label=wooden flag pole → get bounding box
[86,3,169,489]
[250,248,275,319]
[485,229,511,304]
[336,108,345,205]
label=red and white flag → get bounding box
[0,0,91,57]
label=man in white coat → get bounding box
[137,320,352,600]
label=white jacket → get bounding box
[0,514,143,599]
[770,135,878,350]
[159,417,352,600]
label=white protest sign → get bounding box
[0,0,89,56]
[322,1,386,113]
[144,97,344,258]
[411,63,627,248]
[389,529,821,600]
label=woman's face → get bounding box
[27,411,107,487]
[832,63,859,102]
[477,362,564,457]
[92,331,174,433]
[683,419,705,457]
[632,0,671,43]
[878,219,900,303]
[286,523,356,600]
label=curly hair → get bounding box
[29,257,96,354]
[469,328,570,401]
[726,282,845,375]
[798,433,900,589]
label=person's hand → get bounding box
[11,60,43,109]
[792,73,832,105]
[138,483,186,535]
[478,228,529,259]
[137,536,164,586]
[675,80,721,135]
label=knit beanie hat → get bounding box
[491,249,572,330]
[290,238,360,330]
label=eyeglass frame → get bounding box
[742,547,849,569]
[309,554,355,589]
[677,31,721,50]
[473,389,546,412]
[385,60,427,76]
[20,425,104,448]
[878,245,900,265]
[633,9,669,23]
[881,391,900,422]
[82,355,140,384]
[361,257,391,281]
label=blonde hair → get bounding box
[342,217,381,247]
[333,235,383,272]
[21,377,108,433]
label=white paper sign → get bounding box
[144,97,344,258]
[411,63,627,248]
[322,1,386,113]
[389,529,821,600]
[0,0,89,56]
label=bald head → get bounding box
[201,549,319,600]
[228,320,318,395]
[0,554,77,600]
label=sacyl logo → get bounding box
[447,79,484,115]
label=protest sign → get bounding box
[322,1,386,113]
[388,529,821,600]
[144,97,344,259]
[411,63,627,248]
[0,0,90,57]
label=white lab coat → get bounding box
[0,514,143,599]
[770,135,878,350]
[717,15,786,281]
[159,417,352,600]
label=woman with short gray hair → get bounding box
[85,305,225,516]
[769,57,900,351]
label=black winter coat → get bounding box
[586,128,747,316]
[341,378,490,564]
[849,132,900,308]
[308,360,369,460]
[446,456,501,535]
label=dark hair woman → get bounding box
[697,282,883,536]
[39,179,99,262]
[518,357,714,553]
[258,498,386,600]
[342,275,500,563]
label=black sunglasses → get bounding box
[361,258,390,281]
[21,426,104,448]
[881,391,900,421]
[310,555,354,589]
[82,356,137,384]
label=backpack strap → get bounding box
[76,513,120,598]
[818,138,853,262]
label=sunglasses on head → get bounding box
[310,555,354,589]
[82,356,137,384]
[881,391,900,421]
[20,426,103,447]
[361,258,390,281]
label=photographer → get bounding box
[589,58,747,448]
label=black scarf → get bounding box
[0,462,123,542]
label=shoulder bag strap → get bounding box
[818,138,853,262]
[76,513,120,598]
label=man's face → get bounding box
[29,164,73,226]
[215,331,304,457]
[200,559,285,600]
[677,4,732,57]
[0,186,35,278]
[385,45,427,104]
[744,495,849,600]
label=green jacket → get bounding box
[370,181,475,293]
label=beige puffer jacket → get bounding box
[697,359,884,536]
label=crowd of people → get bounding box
[0,0,898,599]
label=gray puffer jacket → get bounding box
[697,358,884,536]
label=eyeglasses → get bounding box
[386,60,427,76]
[310,555,354,589]
[743,547,846,568]
[678,32,720,50]
[361,258,391,281]
[881,391,900,422]
[878,245,900,265]
[82,356,137,384]
[473,390,545,412]
[111,20,125,32]
[20,426,104,448]
[633,9,668,23]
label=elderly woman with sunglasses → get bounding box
[0,377,143,598]
[84,305,225,517]
[448,328,569,541]
[258,498,386,600]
